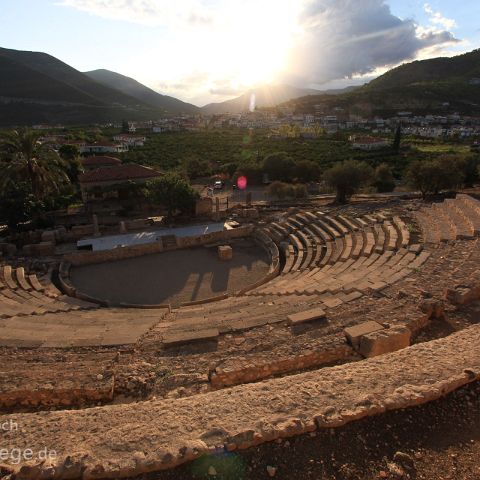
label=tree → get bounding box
[0,129,69,200]
[323,160,373,203]
[294,160,321,183]
[184,157,212,180]
[121,119,130,134]
[59,144,83,184]
[372,163,396,193]
[0,182,44,230]
[219,162,238,178]
[145,173,199,218]
[263,152,295,182]
[436,155,466,191]
[58,144,80,161]
[463,155,480,187]
[234,163,263,185]
[407,160,439,199]
[407,156,465,199]
[392,124,402,151]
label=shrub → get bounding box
[234,163,263,186]
[262,152,295,182]
[294,160,321,183]
[293,184,308,198]
[145,173,199,217]
[407,156,466,199]
[463,155,480,187]
[372,163,396,193]
[323,160,373,203]
[267,181,290,200]
[267,181,307,200]
[184,157,212,180]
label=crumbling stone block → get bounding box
[4,243,17,256]
[241,208,259,219]
[359,325,411,358]
[36,241,55,256]
[444,285,480,306]
[218,245,233,261]
[419,300,445,319]
[22,244,34,256]
[344,321,384,349]
[196,197,213,216]
[287,308,326,326]
[41,231,56,244]
[71,224,95,237]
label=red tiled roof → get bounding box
[79,164,163,184]
[81,156,121,167]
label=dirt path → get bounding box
[132,380,480,480]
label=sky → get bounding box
[1,0,479,106]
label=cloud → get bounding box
[209,86,242,96]
[424,3,457,31]
[59,0,462,104]
[59,0,214,27]
[284,0,460,86]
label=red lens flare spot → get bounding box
[237,176,247,190]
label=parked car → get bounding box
[214,180,224,190]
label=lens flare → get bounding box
[249,93,256,112]
[237,176,247,190]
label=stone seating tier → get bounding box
[416,194,480,243]
[251,210,420,304]
[0,265,98,319]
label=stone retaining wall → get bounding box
[0,379,115,410]
[210,337,354,388]
[65,225,254,266]
[179,293,230,307]
[0,355,115,410]
[1,325,478,479]
[210,309,436,389]
[235,228,281,295]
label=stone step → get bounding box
[443,200,475,239]
[163,329,220,347]
[393,216,410,248]
[287,307,326,325]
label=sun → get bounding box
[191,0,301,91]
[228,1,299,87]
[140,1,302,102]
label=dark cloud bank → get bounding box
[285,0,459,86]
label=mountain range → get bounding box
[84,69,200,114]
[200,85,358,114]
[284,49,480,116]
[0,46,360,125]
[1,46,480,125]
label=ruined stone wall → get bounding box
[0,354,115,410]
[210,337,355,388]
[65,225,254,266]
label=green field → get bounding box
[412,143,471,154]
[120,129,411,178]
